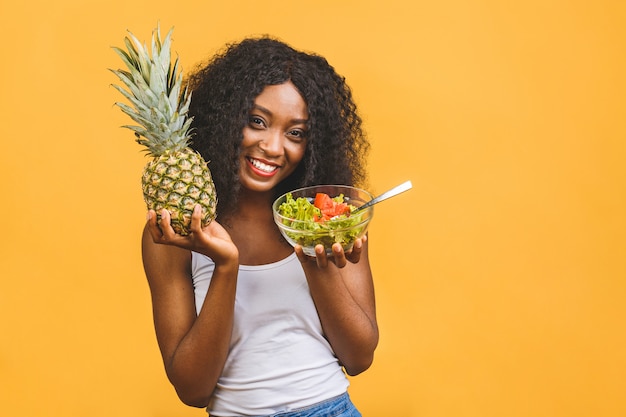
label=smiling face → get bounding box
[239,81,309,193]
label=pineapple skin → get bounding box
[142,147,217,235]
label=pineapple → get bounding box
[110,25,216,235]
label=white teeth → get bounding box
[250,158,277,173]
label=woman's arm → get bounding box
[295,236,378,376]
[142,207,239,407]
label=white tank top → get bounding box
[191,252,349,416]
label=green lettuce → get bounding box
[277,193,366,249]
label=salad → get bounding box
[276,192,368,249]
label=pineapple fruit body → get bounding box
[143,148,216,235]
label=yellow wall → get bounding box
[1,1,624,416]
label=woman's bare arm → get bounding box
[295,236,378,376]
[142,207,239,407]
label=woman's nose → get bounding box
[259,130,284,156]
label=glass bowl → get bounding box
[272,185,374,256]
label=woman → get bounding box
[142,36,377,417]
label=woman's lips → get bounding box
[247,157,279,177]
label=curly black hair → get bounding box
[187,36,370,217]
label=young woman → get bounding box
[142,36,377,417]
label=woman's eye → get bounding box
[249,116,265,127]
[288,129,306,139]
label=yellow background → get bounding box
[1,0,624,416]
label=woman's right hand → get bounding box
[146,205,239,265]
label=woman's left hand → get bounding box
[294,235,366,269]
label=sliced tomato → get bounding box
[313,212,328,222]
[314,193,334,211]
[314,192,352,220]
[333,202,351,216]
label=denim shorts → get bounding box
[260,392,361,417]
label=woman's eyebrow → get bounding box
[251,104,308,124]
[251,104,272,117]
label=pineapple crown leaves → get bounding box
[110,25,194,156]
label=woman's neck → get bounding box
[222,188,292,265]
[223,188,275,223]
